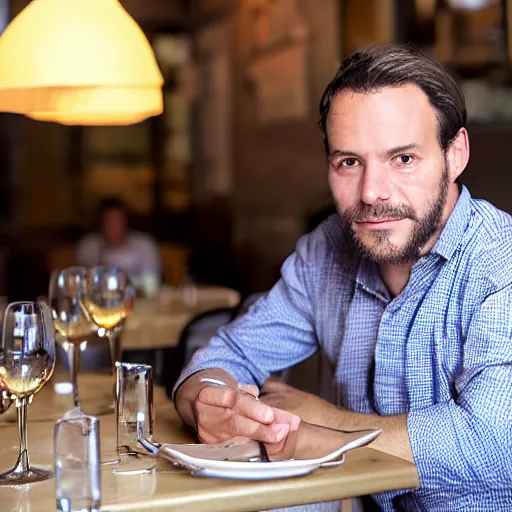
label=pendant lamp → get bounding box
[0,0,164,125]
[446,0,498,10]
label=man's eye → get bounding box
[395,154,413,165]
[341,158,359,167]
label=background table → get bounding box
[122,285,241,351]
[0,391,419,512]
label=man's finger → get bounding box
[195,401,288,444]
[234,415,291,443]
[197,386,237,408]
[232,392,274,424]
[238,383,260,398]
[197,386,274,424]
[272,407,301,431]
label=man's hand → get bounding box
[174,369,301,450]
[194,385,301,445]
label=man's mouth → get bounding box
[355,217,405,227]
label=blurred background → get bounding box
[0,0,510,302]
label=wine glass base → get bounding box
[113,452,156,475]
[0,466,53,485]
[101,455,120,466]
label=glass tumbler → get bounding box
[54,414,101,512]
[114,362,155,473]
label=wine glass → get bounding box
[49,267,97,413]
[83,267,135,371]
[0,301,56,484]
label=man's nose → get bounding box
[360,162,391,205]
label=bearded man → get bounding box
[173,44,512,511]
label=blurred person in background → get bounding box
[173,44,512,511]
[76,197,161,294]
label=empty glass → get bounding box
[179,273,198,308]
[49,267,97,412]
[55,414,101,512]
[0,301,56,484]
[141,272,159,300]
[114,362,155,473]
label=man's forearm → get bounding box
[295,396,413,462]
[259,386,414,462]
[174,368,239,427]
[326,409,414,463]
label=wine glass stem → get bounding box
[64,341,81,408]
[107,331,119,367]
[13,397,30,474]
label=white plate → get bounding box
[157,428,381,480]
[191,462,328,480]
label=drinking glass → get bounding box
[179,273,198,308]
[49,267,97,412]
[0,301,56,484]
[83,267,135,371]
[55,414,101,512]
[141,272,159,299]
[114,362,155,474]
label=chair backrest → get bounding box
[164,306,236,397]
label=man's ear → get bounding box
[445,128,470,183]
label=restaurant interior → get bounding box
[0,0,508,510]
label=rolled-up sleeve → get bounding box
[173,234,319,395]
[407,286,512,504]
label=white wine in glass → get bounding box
[49,267,97,412]
[83,267,135,368]
[0,352,53,397]
[0,301,56,484]
[82,301,131,331]
[53,318,94,343]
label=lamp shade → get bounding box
[0,0,164,125]
[446,0,498,10]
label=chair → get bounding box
[164,306,237,397]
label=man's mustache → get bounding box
[342,203,417,223]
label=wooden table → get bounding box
[122,286,241,351]
[0,396,419,511]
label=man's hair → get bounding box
[98,197,126,215]
[319,44,467,155]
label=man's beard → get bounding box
[339,164,449,265]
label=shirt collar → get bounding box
[355,258,391,303]
[430,185,472,261]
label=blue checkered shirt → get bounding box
[177,186,512,511]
